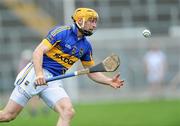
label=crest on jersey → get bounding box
[79,48,84,57]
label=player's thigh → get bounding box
[10,86,30,107]
[2,86,28,116]
[39,86,69,110]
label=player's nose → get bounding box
[92,22,97,29]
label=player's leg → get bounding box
[0,86,30,122]
[55,98,75,126]
[40,85,75,126]
[0,100,23,122]
[0,63,35,122]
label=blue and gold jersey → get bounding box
[42,24,94,76]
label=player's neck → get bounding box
[77,30,83,38]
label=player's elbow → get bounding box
[32,50,40,59]
[88,72,101,78]
[88,72,97,77]
[87,73,96,80]
[87,73,100,83]
[32,49,43,63]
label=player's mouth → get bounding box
[89,29,95,32]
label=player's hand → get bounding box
[35,75,47,86]
[109,74,124,89]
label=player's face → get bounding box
[83,18,98,32]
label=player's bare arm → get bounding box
[83,64,124,88]
[33,39,51,86]
[88,72,124,89]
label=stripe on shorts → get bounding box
[16,63,33,85]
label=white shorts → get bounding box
[10,63,69,109]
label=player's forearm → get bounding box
[32,41,50,77]
[32,49,44,76]
[88,72,112,86]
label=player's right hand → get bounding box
[35,75,46,86]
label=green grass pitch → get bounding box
[1,99,180,126]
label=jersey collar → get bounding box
[71,24,85,40]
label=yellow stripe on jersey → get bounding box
[42,39,53,49]
[82,60,95,67]
[45,47,79,68]
[42,39,61,50]
[81,51,94,67]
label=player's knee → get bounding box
[63,107,75,119]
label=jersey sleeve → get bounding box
[42,39,53,49]
[44,26,64,47]
[81,44,95,67]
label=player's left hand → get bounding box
[109,74,124,89]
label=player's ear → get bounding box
[77,18,83,26]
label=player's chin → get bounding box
[89,29,96,33]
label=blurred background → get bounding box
[1,0,180,110]
[2,0,180,126]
